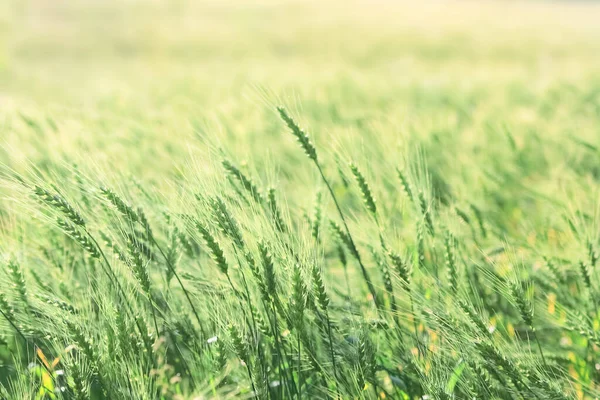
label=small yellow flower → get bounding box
[507,323,515,338]
[547,293,556,315]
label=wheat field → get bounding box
[1,0,600,399]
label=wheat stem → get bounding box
[151,237,207,340]
[316,163,380,310]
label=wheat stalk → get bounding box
[277,107,381,313]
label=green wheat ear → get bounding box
[311,191,322,241]
[228,323,249,364]
[418,191,434,235]
[196,223,229,275]
[457,299,490,338]
[509,281,534,328]
[396,168,415,205]
[568,311,600,346]
[578,261,592,291]
[444,230,459,294]
[329,220,359,259]
[0,292,15,322]
[276,106,318,161]
[357,332,377,388]
[57,219,101,259]
[470,204,487,238]
[33,185,86,227]
[587,240,598,267]
[311,265,330,310]
[66,321,97,366]
[100,186,139,224]
[67,361,91,400]
[137,206,154,240]
[349,162,377,218]
[289,266,307,328]
[222,159,263,203]
[209,196,245,248]
[7,260,28,306]
[543,257,564,284]
[258,240,276,296]
[388,251,411,290]
[267,187,287,233]
[126,238,151,295]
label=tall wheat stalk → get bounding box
[277,107,381,312]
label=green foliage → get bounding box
[1,1,600,398]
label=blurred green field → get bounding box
[2,0,600,177]
[2,1,600,399]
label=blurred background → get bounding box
[3,0,600,101]
[1,0,600,178]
